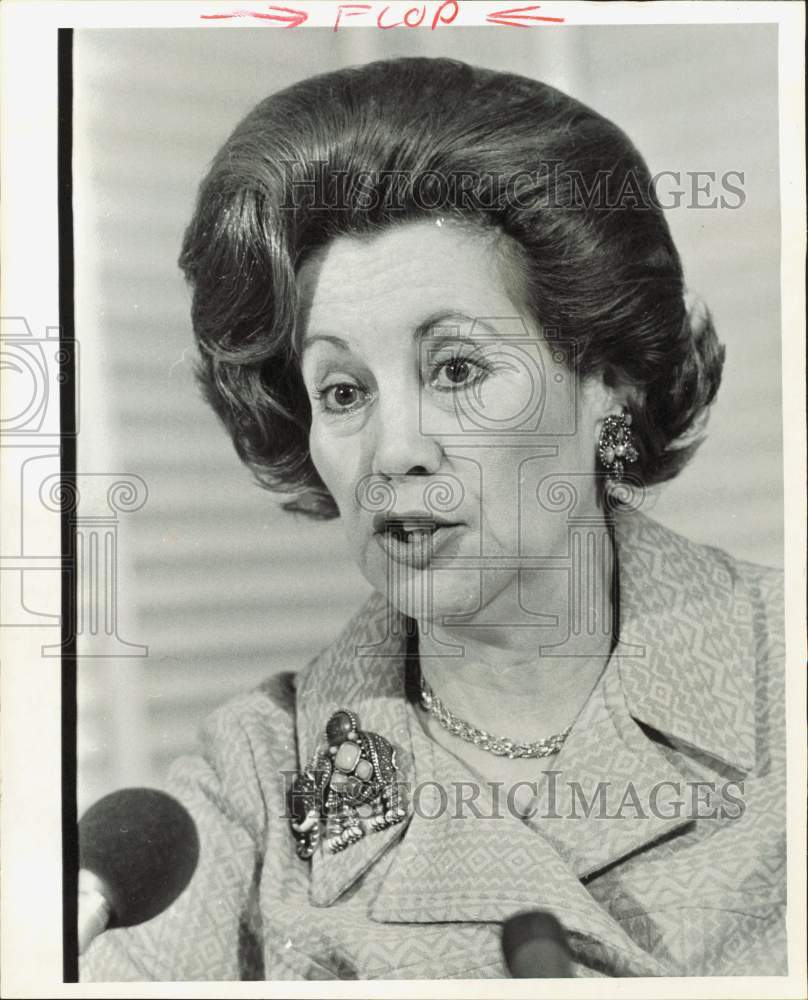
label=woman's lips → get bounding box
[372,520,464,569]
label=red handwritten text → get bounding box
[200,4,308,25]
[486,5,565,27]
[200,1,564,29]
[333,1,459,31]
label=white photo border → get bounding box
[1,2,805,997]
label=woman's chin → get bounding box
[374,567,486,624]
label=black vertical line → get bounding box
[608,517,621,651]
[58,26,78,984]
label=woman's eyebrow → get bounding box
[300,333,349,354]
[414,311,500,341]
[301,313,501,354]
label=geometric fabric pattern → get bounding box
[81,511,786,980]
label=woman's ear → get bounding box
[581,374,632,442]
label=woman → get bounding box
[82,57,785,980]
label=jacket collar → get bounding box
[293,511,756,965]
[612,510,756,772]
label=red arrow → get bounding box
[486,4,564,27]
[201,4,308,25]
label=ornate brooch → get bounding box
[288,709,406,858]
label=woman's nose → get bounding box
[371,395,442,478]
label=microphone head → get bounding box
[502,909,572,978]
[79,787,199,928]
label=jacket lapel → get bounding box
[528,651,695,880]
[294,594,415,908]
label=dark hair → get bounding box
[179,57,724,518]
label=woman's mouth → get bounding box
[372,513,463,569]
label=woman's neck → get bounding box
[416,524,617,741]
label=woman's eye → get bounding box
[317,382,365,413]
[444,360,471,384]
[432,357,487,390]
[331,384,358,406]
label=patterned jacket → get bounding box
[81,512,786,980]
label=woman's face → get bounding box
[298,220,616,624]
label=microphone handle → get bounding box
[508,935,572,978]
[502,910,574,978]
[78,870,112,954]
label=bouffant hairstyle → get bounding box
[179,57,724,518]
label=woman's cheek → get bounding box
[308,423,339,498]
[309,422,357,510]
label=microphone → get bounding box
[502,910,573,978]
[78,787,199,954]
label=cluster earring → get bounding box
[598,410,638,488]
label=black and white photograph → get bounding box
[1,1,806,995]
